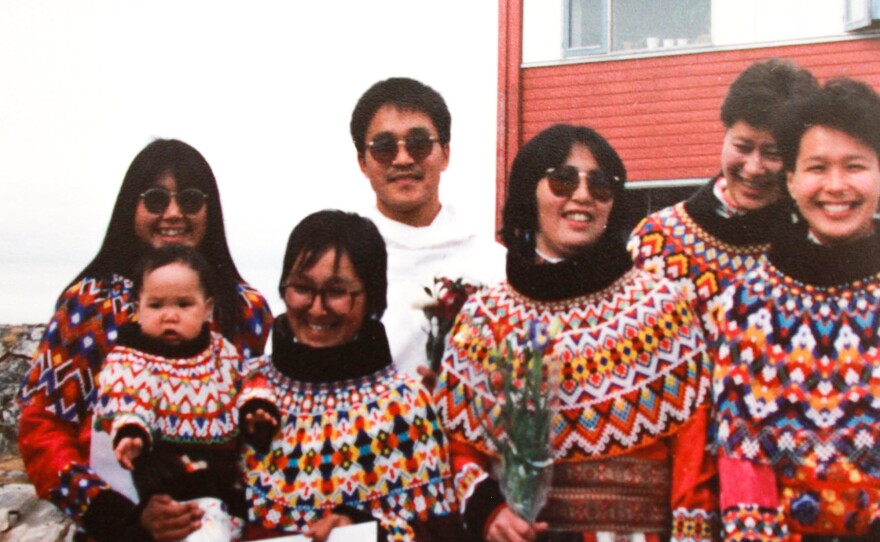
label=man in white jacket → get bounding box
[350,77,505,379]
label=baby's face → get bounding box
[136,262,213,346]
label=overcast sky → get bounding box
[0,1,500,323]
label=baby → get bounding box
[94,245,265,541]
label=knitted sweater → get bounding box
[435,241,717,541]
[713,223,880,540]
[16,273,271,539]
[93,326,245,513]
[241,318,460,542]
[628,177,786,339]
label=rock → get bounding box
[0,325,75,541]
[0,324,45,457]
[0,484,75,541]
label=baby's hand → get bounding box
[244,408,278,435]
[115,436,144,471]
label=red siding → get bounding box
[502,38,880,187]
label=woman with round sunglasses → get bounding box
[240,210,462,542]
[18,138,273,541]
[434,124,715,542]
[713,79,880,541]
[628,58,818,340]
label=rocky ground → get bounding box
[0,324,76,540]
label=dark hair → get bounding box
[720,58,818,130]
[501,124,627,249]
[775,77,880,171]
[350,77,451,155]
[279,210,387,320]
[73,138,244,337]
[132,245,214,300]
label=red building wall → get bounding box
[496,0,880,223]
[516,40,880,185]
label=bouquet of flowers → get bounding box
[422,277,481,372]
[478,319,559,523]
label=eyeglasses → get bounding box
[545,166,617,203]
[139,187,208,215]
[366,130,439,166]
[283,282,364,314]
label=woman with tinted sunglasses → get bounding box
[713,79,880,541]
[434,124,716,542]
[628,58,818,340]
[18,138,273,541]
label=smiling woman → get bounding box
[241,209,463,542]
[16,139,272,542]
[434,124,717,542]
[713,78,880,540]
[628,58,819,339]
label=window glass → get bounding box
[548,0,850,62]
[611,0,710,52]
[568,0,605,52]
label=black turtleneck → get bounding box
[116,322,212,359]
[269,316,393,384]
[506,231,633,302]
[684,175,790,247]
[769,218,880,287]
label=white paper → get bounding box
[90,429,139,502]
[259,521,378,542]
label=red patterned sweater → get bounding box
[628,178,784,340]
[239,318,460,542]
[17,274,271,535]
[93,329,246,513]
[435,268,717,541]
[713,227,880,541]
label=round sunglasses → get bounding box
[366,130,439,166]
[139,187,208,215]
[545,166,617,202]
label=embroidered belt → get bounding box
[538,456,670,533]
[537,531,667,542]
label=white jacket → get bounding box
[364,205,506,377]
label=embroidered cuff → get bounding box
[672,507,717,542]
[721,503,788,542]
[50,463,112,524]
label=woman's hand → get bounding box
[304,512,354,542]
[114,436,144,470]
[485,506,548,542]
[243,408,278,434]
[139,494,203,542]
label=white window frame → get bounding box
[844,0,880,30]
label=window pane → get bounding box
[612,0,711,52]
[569,0,604,50]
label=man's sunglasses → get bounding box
[366,130,439,166]
[545,166,617,203]
[139,187,208,215]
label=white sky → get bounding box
[0,1,500,323]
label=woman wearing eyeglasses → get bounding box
[18,138,272,541]
[628,58,818,340]
[434,124,716,542]
[240,210,462,542]
[713,79,880,541]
